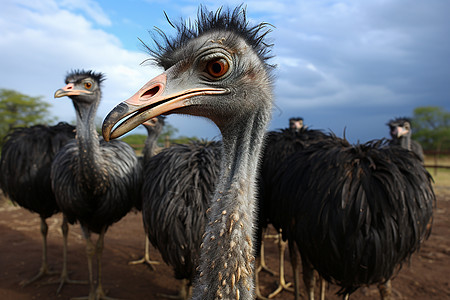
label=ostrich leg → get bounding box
[72,226,99,300]
[288,242,301,300]
[319,277,326,300]
[258,228,276,275]
[128,237,159,270]
[20,217,58,287]
[268,233,294,298]
[378,280,392,300]
[55,215,88,293]
[94,226,123,300]
[301,254,316,300]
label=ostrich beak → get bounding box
[393,126,407,138]
[142,117,158,127]
[102,72,228,141]
[54,83,92,98]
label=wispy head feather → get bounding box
[140,5,274,70]
[65,70,105,85]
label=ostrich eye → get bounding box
[206,58,229,78]
[85,82,92,89]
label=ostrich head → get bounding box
[387,117,412,140]
[289,117,304,132]
[54,70,104,104]
[102,5,273,141]
[142,115,165,135]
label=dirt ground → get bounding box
[0,185,449,300]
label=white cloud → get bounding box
[0,0,158,127]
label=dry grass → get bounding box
[425,155,450,188]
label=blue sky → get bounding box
[1,0,449,143]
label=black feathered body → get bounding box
[142,140,221,283]
[258,128,330,231]
[51,138,141,234]
[0,122,75,218]
[271,137,434,294]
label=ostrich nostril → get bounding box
[142,86,160,99]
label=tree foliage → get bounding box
[0,89,55,147]
[412,106,450,151]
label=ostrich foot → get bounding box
[268,280,294,298]
[55,275,88,294]
[42,270,88,294]
[257,262,276,276]
[128,256,160,271]
[20,266,59,287]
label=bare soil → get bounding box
[0,186,449,300]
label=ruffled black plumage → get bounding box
[142,140,221,283]
[270,137,434,295]
[256,127,331,244]
[51,139,141,233]
[0,122,75,218]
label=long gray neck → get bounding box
[192,107,271,300]
[142,128,159,164]
[399,133,411,151]
[73,98,106,191]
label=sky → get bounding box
[1,0,449,143]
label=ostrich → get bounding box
[142,140,222,299]
[102,5,274,300]
[269,136,434,300]
[129,116,165,268]
[387,117,424,162]
[52,70,141,299]
[288,117,304,132]
[257,126,330,299]
[0,122,76,288]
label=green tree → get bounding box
[412,106,450,151]
[0,89,55,146]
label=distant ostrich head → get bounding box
[142,115,165,132]
[54,70,104,103]
[289,117,304,132]
[387,117,412,139]
[102,5,274,140]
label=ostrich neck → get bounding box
[399,135,411,151]
[142,131,159,164]
[193,108,271,300]
[73,100,106,189]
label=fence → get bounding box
[424,150,450,176]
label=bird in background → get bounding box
[256,119,330,300]
[52,70,141,300]
[387,117,424,162]
[102,5,275,300]
[128,116,165,269]
[288,117,304,133]
[0,122,81,292]
[270,135,434,300]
